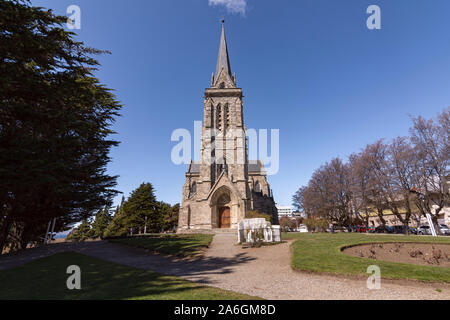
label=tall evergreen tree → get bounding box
[105,183,159,237]
[66,220,92,242]
[90,206,112,239]
[162,203,180,232]
[104,196,126,237]
[0,0,121,252]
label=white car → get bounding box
[439,224,450,236]
[297,224,308,233]
[417,225,431,235]
[418,224,450,236]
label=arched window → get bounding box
[255,181,261,193]
[224,104,230,129]
[219,82,225,89]
[189,182,197,198]
[216,104,222,129]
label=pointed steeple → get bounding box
[215,20,232,83]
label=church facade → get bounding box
[178,23,278,231]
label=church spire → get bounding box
[215,20,232,84]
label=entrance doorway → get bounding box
[219,206,231,228]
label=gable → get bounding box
[206,171,244,201]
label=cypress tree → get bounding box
[0,1,121,252]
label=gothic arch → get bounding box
[216,103,222,129]
[224,103,230,129]
[254,181,261,193]
[189,182,197,198]
[209,185,239,229]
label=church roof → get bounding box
[215,22,232,81]
[188,162,200,174]
[248,160,264,173]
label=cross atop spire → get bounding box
[215,21,232,83]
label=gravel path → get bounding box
[1,235,449,300]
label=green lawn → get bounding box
[0,252,258,300]
[285,233,450,283]
[109,234,214,258]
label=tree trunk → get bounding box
[404,219,410,235]
[0,219,12,254]
[376,208,387,232]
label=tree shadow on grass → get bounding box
[0,252,257,300]
[156,252,257,284]
[74,241,257,285]
[0,237,259,292]
[109,235,213,257]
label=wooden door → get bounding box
[219,207,231,228]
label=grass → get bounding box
[284,232,450,283]
[109,234,214,258]
[0,252,259,300]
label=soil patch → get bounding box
[343,242,450,267]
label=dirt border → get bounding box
[340,241,450,252]
[288,239,450,288]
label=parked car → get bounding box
[417,224,450,236]
[439,224,450,236]
[392,225,418,234]
[375,226,394,233]
[353,225,367,233]
[392,225,404,234]
[332,225,347,233]
[297,224,308,233]
[367,226,376,233]
[417,225,431,235]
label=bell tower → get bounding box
[178,21,278,232]
[199,21,249,200]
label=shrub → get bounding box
[303,218,329,233]
[245,211,272,222]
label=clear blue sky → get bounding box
[33,0,450,208]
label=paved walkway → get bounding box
[1,235,449,300]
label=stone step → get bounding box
[177,229,214,235]
[177,228,236,235]
[212,228,236,234]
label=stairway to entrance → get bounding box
[177,228,236,235]
[212,228,235,234]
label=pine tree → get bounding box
[121,183,160,234]
[105,184,161,237]
[104,197,126,237]
[67,220,92,242]
[90,207,112,239]
[162,203,180,232]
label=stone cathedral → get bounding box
[178,23,278,231]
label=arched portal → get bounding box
[217,193,231,228]
[210,186,237,229]
[219,206,230,228]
